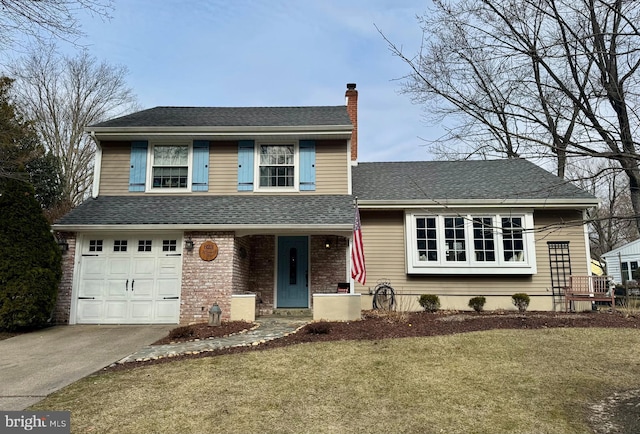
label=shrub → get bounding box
[168,325,198,341]
[306,322,331,335]
[418,294,441,312]
[468,296,486,313]
[0,177,61,331]
[512,293,531,312]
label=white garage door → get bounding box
[76,234,182,324]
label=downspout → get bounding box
[90,131,102,199]
[583,209,592,277]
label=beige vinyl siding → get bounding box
[532,209,589,287]
[99,142,132,195]
[355,210,407,289]
[210,139,349,195]
[209,141,239,194]
[356,209,590,311]
[315,140,349,194]
[98,139,349,196]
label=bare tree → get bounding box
[10,44,138,205]
[386,0,640,231]
[571,160,639,257]
[0,0,113,48]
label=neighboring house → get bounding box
[52,84,599,325]
[591,259,604,276]
[600,239,640,284]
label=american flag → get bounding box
[351,203,366,285]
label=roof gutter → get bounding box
[51,223,353,233]
[85,124,353,137]
[356,198,600,209]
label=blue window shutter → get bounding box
[237,140,254,191]
[129,141,148,192]
[299,140,316,191]
[192,140,209,191]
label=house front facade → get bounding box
[52,84,599,325]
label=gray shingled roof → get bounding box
[55,195,353,226]
[352,159,596,201]
[90,106,352,128]
[55,160,596,228]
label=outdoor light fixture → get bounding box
[325,238,332,249]
[185,237,194,251]
[57,237,69,252]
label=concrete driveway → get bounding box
[0,324,173,410]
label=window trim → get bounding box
[145,141,193,193]
[621,260,639,281]
[254,141,299,192]
[405,211,537,275]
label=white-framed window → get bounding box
[150,144,190,190]
[89,239,103,252]
[472,217,496,262]
[407,211,536,274]
[138,240,152,252]
[256,143,297,190]
[113,240,128,252]
[621,261,639,281]
[162,240,177,252]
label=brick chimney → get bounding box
[345,83,358,161]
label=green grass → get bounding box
[31,328,640,434]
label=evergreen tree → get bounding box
[0,76,64,216]
[0,76,40,181]
[0,177,62,330]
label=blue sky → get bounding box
[58,1,440,161]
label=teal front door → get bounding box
[277,236,309,308]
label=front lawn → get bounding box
[32,328,640,433]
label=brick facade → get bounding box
[232,236,251,295]
[52,232,76,324]
[180,231,235,324]
[310,235,348,301]
[247,235,275,315]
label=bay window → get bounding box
[407,212,536,274]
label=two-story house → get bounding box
[52,83,599,325]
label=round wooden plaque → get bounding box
[199,241,219,261]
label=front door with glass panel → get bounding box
[277,236,309,308]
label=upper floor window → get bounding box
[238,140,316,192]
[152,145,188,189]
[259,144,295,188]
[129,140,209,193]
[407,211,536,275]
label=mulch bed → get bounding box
[152,321,256,345]
[106,309,640,372]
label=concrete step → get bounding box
[270,308,312,318]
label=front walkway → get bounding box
[118,317,310,364]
